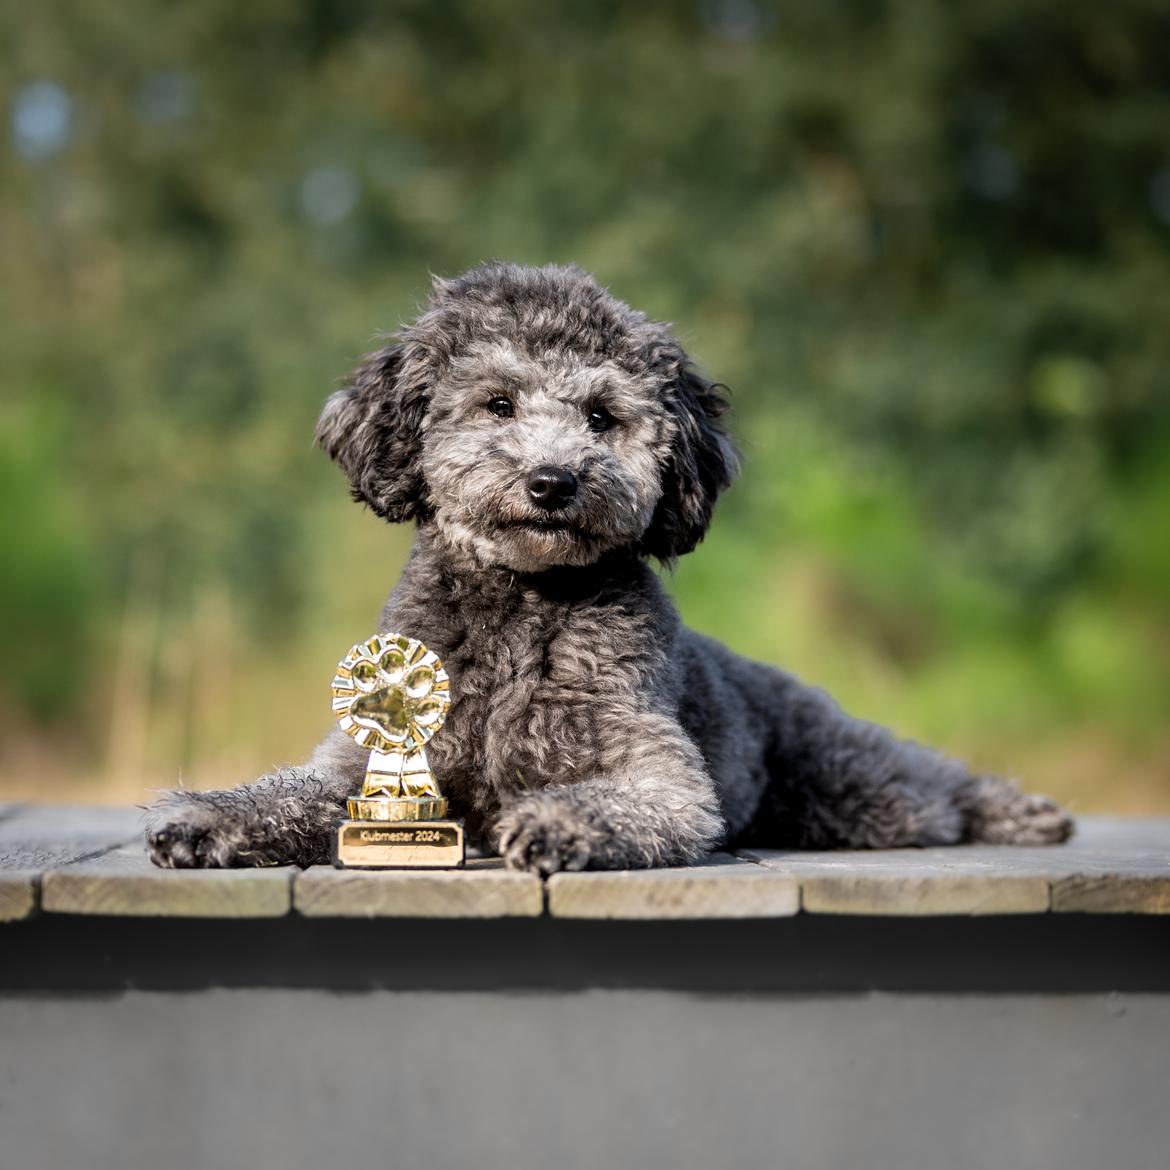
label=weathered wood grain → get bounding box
[741,818,1170,916]
[295,858,543,918]
[0,811,1167,921]
[739,848,1054,915]
[0,804,143,921]
[547,854,800,919]
[42,847,295,918]
[0,871,37,923]
[1051,869,1170,913]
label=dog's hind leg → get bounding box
[746,673,1073,849]
[145,730,365,868]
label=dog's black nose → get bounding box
[527,465,578,511]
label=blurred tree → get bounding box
[1,0,1167,805]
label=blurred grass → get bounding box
[1,0,1167,811]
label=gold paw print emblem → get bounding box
[332,633,450,801]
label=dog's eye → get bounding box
[587,405,614,434]
[486,396,514,419]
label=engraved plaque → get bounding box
[333,820,466,868]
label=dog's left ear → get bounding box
[315,342,431,521]
[641,343,739,561]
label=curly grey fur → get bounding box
[147,262,1073,873]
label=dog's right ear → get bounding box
[640,345,739,563]
[315,342,431,521]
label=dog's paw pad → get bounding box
[497,806,594,876]
[145,805,246,869]
[146,821,208,868]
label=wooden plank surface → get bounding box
[0,811,1167,920]
[741,817,1170,916]
[547,854,800,919]
[739,848,1054,915]
[295,858,543,918]
[42,846,295,918]
[0,804,143,922]
[0,871,38,923]
[1046,817,1170,913]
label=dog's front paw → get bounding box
[494,797,601,876]
[145,798,252,868]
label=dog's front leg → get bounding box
[145,730,365,868]
[492,711,725,874]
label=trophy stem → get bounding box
[361,746,442,800]
[346,745,448,821]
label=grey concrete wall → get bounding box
[2,990,1167,1170]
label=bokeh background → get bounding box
[3,1,1168,812]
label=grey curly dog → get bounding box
[147,261,1073,873]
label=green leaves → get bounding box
[3,0,1168,801]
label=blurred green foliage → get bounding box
[1,0,1168,806]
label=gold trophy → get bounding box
[330,632,465,868]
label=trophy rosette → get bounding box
[330,632,465,868]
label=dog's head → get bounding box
[317,262,738,572]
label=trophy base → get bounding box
[333,819,466,869]
[346,795,448,821]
